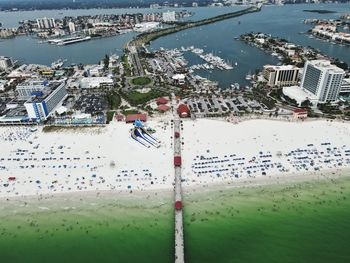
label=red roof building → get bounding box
[125,114,147,123]
[293,108,307,119]
[175,201,182,210]
[174,156,182,167]
[177,104,190,118]
[156,97,169,105]
[115,114,124,121]
[157,105,170,112]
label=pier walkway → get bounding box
[172,94,185,263]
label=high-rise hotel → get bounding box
[301,60,345,103]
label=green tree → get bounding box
[103,54,110,70]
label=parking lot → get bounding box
[183,95,268,117]
[73,94,107,114]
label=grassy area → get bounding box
[130,76,152,86]
[122,109,140,115]
[105,91,121,110]
[121,89,167,106]
[122,55,131,77]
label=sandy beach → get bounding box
[181,119,350,187]
[0,120,173,197]
[0,118,350,198]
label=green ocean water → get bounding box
[0,192,174,263]
[184,177,350,263]
[1,177,350,263]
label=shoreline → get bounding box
[1,167,349,204]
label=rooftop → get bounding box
[25,82,64,103]
[264,65,299,71]
[307,60,345,74]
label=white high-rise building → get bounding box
[301,60,345,103]
[68,22,76,33]
[0,56,14,71]
[36,17,56,29]
[263,65,300,87]
[24,81,67,122]
[162,11,176,22]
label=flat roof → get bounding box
[283,86,317,103]
[26,82,63,103]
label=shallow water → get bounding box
[1,175,350,262]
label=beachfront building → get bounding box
[293,108,308,120]
[177,104,190,118]
[24,82,67,122]
[162,11,176,22]
[0,56,14,71]
[125,114,147,123]
[16,80,47,99]
[263,65,300,87]
[301,60,345,103]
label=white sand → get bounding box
[1,118,350,198]
[181,119,350,186]
[0,120,174,197]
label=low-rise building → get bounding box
[293,108,308,120]
[16,80,47,99]
[177,104,190,118]
[282,86,318,106]
[134,22,159,33]
[340,78,350,96]
[79,77,114,89]
[162,11,176,22]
